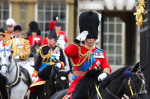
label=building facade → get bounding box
[0,0,139,69]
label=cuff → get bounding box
[59,62,65,69]
[103,68,111,74]
[32,70,38,77]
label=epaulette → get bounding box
[72,41,80,47]
[56,45,63,50]
[38,45,47,53]
[96,46,104,51]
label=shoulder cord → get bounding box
[70,46,92,67]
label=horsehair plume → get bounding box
[49,21,55,31]
[56,16,59,22]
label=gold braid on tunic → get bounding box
[70,43,95,67]
[39,47,55,65]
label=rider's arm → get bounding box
[19,40,31,60]
[100,51,112,74]
[58,49,66,69]
[34,53,42,71]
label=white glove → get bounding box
[14,55,20,60]
[55,63,61,69]
[76,31,88,41]
[97,73,107,81]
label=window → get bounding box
[103,17,125,66]
[0,0,9,30]
[38,0,66,39]
[21,3,26,34]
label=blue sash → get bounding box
[77,49,103,72]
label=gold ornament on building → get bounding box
[134,0,145,26]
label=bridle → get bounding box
[0,49,15,75]
[96,66,147,99]
[127,69,147,99]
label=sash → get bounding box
[78,49,103,72]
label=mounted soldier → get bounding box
[6,25,34,83]
[63,11,112,99]
[29,21,66,93]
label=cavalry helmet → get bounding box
[6,18,16,27]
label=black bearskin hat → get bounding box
[14,25,22,31]
[29,21,40,35]
[47,21,57,39]
[0,28,5,36]
[79,11,99,39]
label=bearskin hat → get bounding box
[47,21,57,39]
[79,11,99,39]
[29,21,40,35]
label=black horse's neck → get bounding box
[98,66,129,99]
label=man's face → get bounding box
[32,32,37,36]
[55,26,61,32]
[7,26,14,33]
[48,38,56,46]
[14,30,22,38]
[0,35,4,41]
[85,38,95,47]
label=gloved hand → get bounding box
[32,70,38,77]
[55,63,61,69]
[14,55,20,60]
[76,31,88,41]
[97,72,107,81]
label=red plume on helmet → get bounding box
[49,21,55,31]
[48,21,57,39]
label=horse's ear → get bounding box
[131,62,141,72]
[7,42,12,49]
[65,70,70,75]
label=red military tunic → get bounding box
[64,42,112,96]
[27,35,42,47]
[41,37,48,46]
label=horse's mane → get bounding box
[73,69,102,99]
[100,66,130,88]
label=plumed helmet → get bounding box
[47,21,57,39]
[6,18,16,27]
[0,28,5,36]
[79,11,99,39]
[55,22,62,26]
[29,21,40,33]
[14,25,22,31]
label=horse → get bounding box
[50,62,148,99]
[0,44,29,99]
[29,66,70,99]
[0,73,8,99]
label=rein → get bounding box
[6,63,22,88]
[95,67,147,99]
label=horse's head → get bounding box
[99,62,147,99]
[0,44,12,76]
[123,62,147,99]
[54,69,70,91]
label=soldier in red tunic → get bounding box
[27,21,42,48]
[63,11,112,99]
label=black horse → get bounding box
[50,62,148,99]
[0,73,8,99]
[29,66,70,99]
